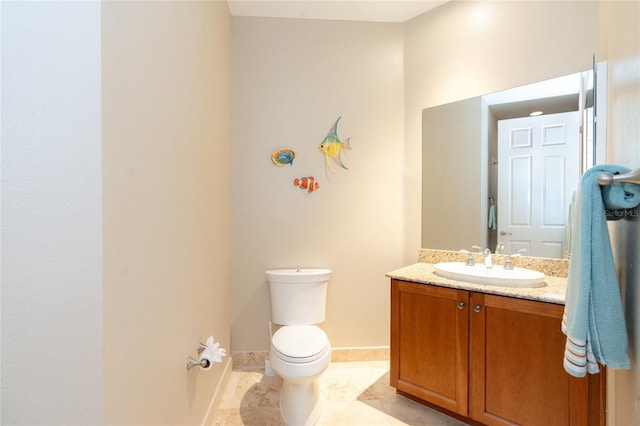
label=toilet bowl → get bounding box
[266,268,332,426]
[270,325,331,425]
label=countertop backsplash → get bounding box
[417,248,569,278]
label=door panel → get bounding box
[509,155,532,226]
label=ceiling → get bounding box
[488,94,580,121]
[484,71,585,120]
[227,0,449,23]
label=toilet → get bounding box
[265,268,332,426]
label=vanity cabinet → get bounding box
[390,279,605,426]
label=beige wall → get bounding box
[229,1,603,354]
[102,1,232,424]
[599,1,640,424]
[406,0,599,254]
[231,17,406,351]
[1,2,103,423]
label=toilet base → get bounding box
[280,379,322,426]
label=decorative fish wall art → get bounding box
[319,116,351,173]
[270,116,352,195]
[294,176,319,193]
[271,148,296,166]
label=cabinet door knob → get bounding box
[474,305,482,313]
[457,301,465,310]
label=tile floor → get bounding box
[212,360,469,425]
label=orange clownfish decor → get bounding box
[293,176,320,193]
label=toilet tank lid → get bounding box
[272,325,328,359]
[265,268,331,283]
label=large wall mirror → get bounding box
[422,62,607,259]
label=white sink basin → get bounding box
[433,262,545,288]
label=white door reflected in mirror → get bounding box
[497,111,580,258]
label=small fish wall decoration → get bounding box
[319,116,351,173]
[294,176,320,193]
[271,148,296,166]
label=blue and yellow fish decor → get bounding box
[271,148,296,166]
[319,116,351,172]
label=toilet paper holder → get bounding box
[186,337,226,371]
[186,355,210,370]
[186,342,211,370]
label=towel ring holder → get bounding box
[597,169,640,186]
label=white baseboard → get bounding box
[201,356,233,426]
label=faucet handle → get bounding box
[504,249,527,270]
[467,246,484,266]
[459,249,475,266]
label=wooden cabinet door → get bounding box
[390,279,470,415]
[469,293,603,426]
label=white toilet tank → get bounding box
[266,268,331,325]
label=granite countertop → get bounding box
[386,249,569,305]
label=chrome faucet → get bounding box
[483,248,493,269]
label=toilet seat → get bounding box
[271,325,329,364]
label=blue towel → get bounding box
[488,204,497,230]
[562,165,640,377]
